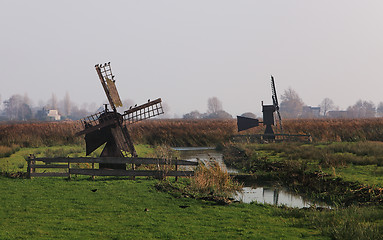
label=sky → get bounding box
[1,0,383,117]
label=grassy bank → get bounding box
[223,141,383,206]
[0,176,327,240]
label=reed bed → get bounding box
[0,121,83,147]
[2,118,383,149]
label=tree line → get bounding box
[0,93,97,121]
[2,89,383,121]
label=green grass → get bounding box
[0,177,326,239]
[0,144,157,173]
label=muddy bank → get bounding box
[223,144,383,207]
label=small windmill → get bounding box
[237,75,283,140]
[76,62,164,169]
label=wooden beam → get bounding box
[30,173,69,177]
[34,157,198,166]
[30,164,68,169]
[70,169,194,177]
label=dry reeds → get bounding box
[191,161,242,197]
[2,118,383,149]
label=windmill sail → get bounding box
[271,75,283,133]
[105,77,123,107]
[123,98,164,124]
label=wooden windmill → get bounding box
[76,62,164,169]
[237,75,283,140]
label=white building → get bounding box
[47,110,61,121]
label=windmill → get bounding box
[237,75,283,140]
[76,62,164,169]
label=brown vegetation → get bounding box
[1,118,383,150]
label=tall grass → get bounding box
[191,161,242,198]
[0,121,82,147]
[2,118,383,149]
[156,161,242,204]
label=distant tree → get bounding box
[3,94,32,120]
[207,97,223,114]
[69,105,91,120]
[183,110,202,119]
[320,98,335,116]
[63,92,71,116]
[347,100,376,118]
[279,88,304,119]
[240,112,256,119]
[49,93,58,110]
[204,110,232,119]
[377,102,383,117]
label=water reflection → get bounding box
[173,147,238,173]
[235,186,327,208]
[173,147,330,208]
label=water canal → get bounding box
[173,147,330,208]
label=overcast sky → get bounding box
[2,0,383,117]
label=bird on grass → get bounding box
[179,205,190,209]
[91,189,98,192]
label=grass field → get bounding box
[0,177,329,240]
[2,119,383,239]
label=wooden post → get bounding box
[175,157,178,182]
[92,160,95,181]
[131,163,135,180]
[67,161,71,179]
[27,155,31,179]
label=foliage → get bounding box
[280,88,304,118]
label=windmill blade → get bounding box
[271,75,279,110]
[123,98,164,124]
[237,116,259,132]
[276,108,283,133]
[110,125,137,157]
[95,62,120,112]
[105,77,123,108]
[270,75,283,133]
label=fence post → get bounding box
[175,157,178,182]
[27,155,31,179]
[92,160,95,181]
[68,160,71,180]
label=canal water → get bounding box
[173,147,329,208]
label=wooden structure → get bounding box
[27,155,197,179]
[26,62,198,179]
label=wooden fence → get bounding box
[26,156,198,179]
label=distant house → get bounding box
[327,110,348,119]
[47,110,61,121]
[302,106,321,118]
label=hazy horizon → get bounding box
[2,1,383,117]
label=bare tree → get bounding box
[63,92,71,116]
[207,97,223,114]
[347,100,376,118]
[49,93,58,110]
[377,102,383,117]
[279,88,304,119]
[3,94,32,120]
[320,98,335,116]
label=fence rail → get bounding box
[26,156,198,179]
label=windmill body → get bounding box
[237,76,282,140]
[76,62,164,169]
